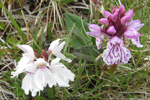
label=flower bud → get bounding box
[107,26,116,34]
[104,10,112,18]
[99,18,109,26]
[121,9,133,25]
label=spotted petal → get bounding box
[96,34,104,50]
[131,37,143,47]
[102,36,132,65]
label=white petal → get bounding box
[22,73,39,97]
[11,57,29,77]
[50,58,74,87]
[44,69,56,88]
[23,53,35,62]
[56,41,65,53]
[51,58,61,66]
[34,69,44,90]
[11,55,36,78]
[48,39,71,62]
[50,59,67,70]
[31,91,37,97]
[48,39,60,52]
[55,53,72,63]
[34,67,55,90]
[16,56,30,69]
[59,68,75,81]
[25,63,37,73]
[17,45,34,55]
[21,74,30,95]
[53,71,70,87]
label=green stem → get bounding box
[47,86,56,100]
[108,64,118,75]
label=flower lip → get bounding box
[103,36,132,65]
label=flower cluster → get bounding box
[11,39,75,97]
[86,5,144,65]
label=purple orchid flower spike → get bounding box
[86,4,144,65]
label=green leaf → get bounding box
[39,27,44,49]
[65,13,90,48]
[73,45,102,61]
[47,23,52,40]
[72,34,86,48]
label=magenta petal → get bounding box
[86,32,101,38]
[119,5,125,16]
[127,20,144,30]
[107,26,116,34]
[99,18,109,26]
[86,24,102,37]
[121,9,133,25]
[104,10,112,18]
[125,9,134,16]
[124,28,141,39]
[88,24,101,32]
[131,38,143,48]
